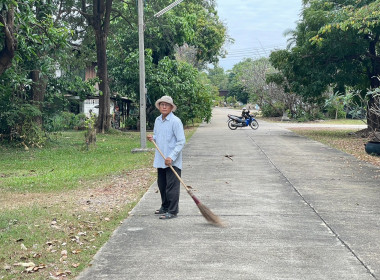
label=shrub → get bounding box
[125,116,138,130]
[45,112,86,132]
[326,105,346,119]
[261,103,283,117]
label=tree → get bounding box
[142,0,227,68]
[227,58,275,105]
[0,0,72,146]
[107,0,227,125]
[207,64,228,90]
[79,0,113,133]
[313,0,380,130]
[148,57,215,125]
[265,71,305,118]
[270,0,380,130]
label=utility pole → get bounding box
[132,0,186,152]
[138,0,146,149]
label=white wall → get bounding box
[82,99,115,117]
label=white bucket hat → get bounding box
[155,95,177,112]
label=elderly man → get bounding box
[147,96,186,219]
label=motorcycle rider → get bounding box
[241,107,251,120]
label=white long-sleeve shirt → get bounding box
[153,112,185,169]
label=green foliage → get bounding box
[125,116,138,130]
[326,106,346,119]
[207,64,228,90]
[143,0,227,66]
[324,92,346,119]
[0,0,79,145]
[226,96,237,106]
[44,112,86,132]
[0,102,47,148]
[1,0,228,143]
[148,57,214,125]
[261,103,284,118]
[227,72,248,104]
[226,58,276,105]
[270,0,380,129]
[296,110,326,122]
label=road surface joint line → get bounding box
[246,130,377,280]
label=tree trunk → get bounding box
[31,70,47,127]
[0,7,16,75]
[95,32,111,133]
[82,0,113,133]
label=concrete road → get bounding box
[77,107,380,280]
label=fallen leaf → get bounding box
[33,264,46,271]
[61,250,67,256]
[72,263,80,268]
[4,264,11,270]
[55,270,72,276]
[14,262,35,268]
[25,266,35,272]
[55,270,66,276]
[21,243,28,250]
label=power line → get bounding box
[220,45,286,61]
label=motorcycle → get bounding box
[227,113,259,130]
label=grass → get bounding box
[262,117,366,126]
[0,131,153,192]
[316,119,365,125]
[0,127,197,279]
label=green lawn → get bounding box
[262,117,366,126]
[0,131,154,192]
[316,119,365,125]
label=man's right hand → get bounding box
[147,134,153,142]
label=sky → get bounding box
[215,0,303,70]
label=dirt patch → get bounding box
[76,168,156,213]
[0,168,156,212]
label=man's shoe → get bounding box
[154,208,167,214]
[159,213,177,219]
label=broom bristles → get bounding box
[197,202,225,227]
[187,189,224,227]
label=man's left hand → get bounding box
[165,157,173,166]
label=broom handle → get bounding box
[151,140,191,194]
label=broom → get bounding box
[151,140,224,227]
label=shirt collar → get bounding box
[159,111,173,122]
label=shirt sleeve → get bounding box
[153,118,158,141]
[168,118,186,161]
